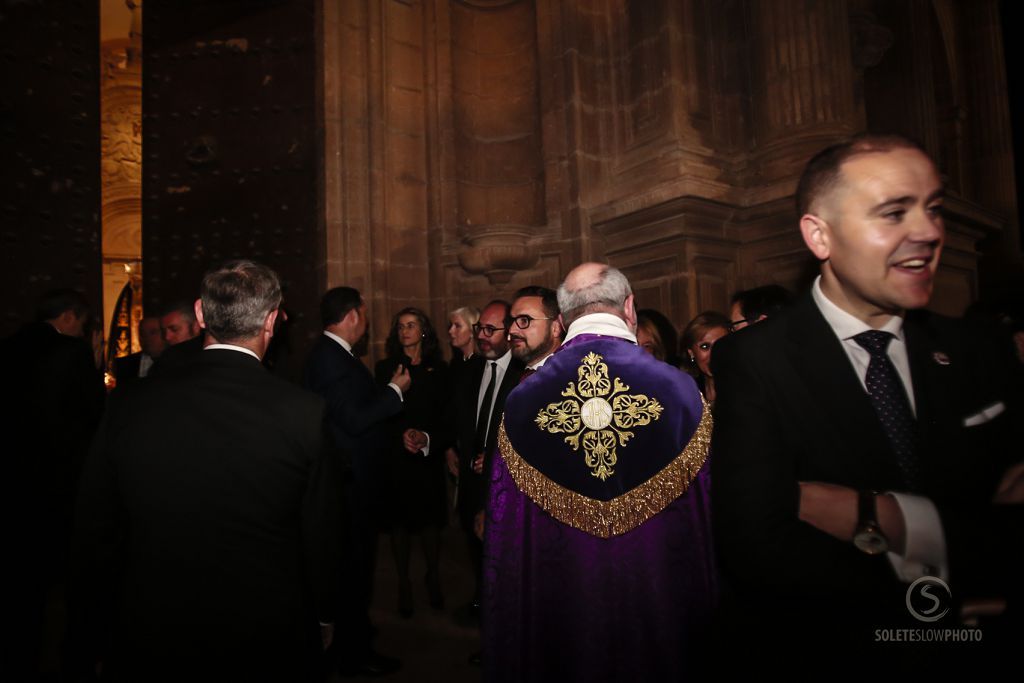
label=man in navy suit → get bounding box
[304,287,410,677]
[712,134,1021,670]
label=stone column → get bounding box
[962,0,1021,274]
[746,0,860,201]
[451,0,544,285]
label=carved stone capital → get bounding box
[457,228,539,285]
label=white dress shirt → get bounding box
[138,352,154,378]
[812,277,947,581]
[477,350,513,449]
[205,343,261,360]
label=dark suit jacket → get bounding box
[453,353,525,522]
[2,322,104,559]
[112,351,144,387]
[710,292,1019,661]
[72,349,341,680]
[148,333,204,378]
[303,335,403,488]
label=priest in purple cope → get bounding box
[482,263,717,683]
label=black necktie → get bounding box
[852,330,920,490]
[476,361,497,453]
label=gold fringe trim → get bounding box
[497,397,712,538]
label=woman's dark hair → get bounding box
[385,307,441,363]
[637,308,681,366]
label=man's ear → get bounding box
[552,318,565,341]
[342,306,359,328]
[623,294,638,330]
[263,308,279,337]
[194,299,206,329]
[800,214,831,261]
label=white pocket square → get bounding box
[963,401,1006,427]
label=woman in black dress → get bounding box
[375,307,450,617]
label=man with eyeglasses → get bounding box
[508,285,564,373]
[452,299,524,658]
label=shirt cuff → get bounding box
[885,492,948,582]
[387,382,403,401]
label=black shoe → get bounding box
[468,650,482,666]
[339,650,402,678]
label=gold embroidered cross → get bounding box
[534,351,663,480]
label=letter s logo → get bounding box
[906,577,950,623]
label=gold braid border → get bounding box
[497,397,712,538]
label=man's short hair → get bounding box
[513,285,560,319]
[161,300,198,323]
[35,288,90,322]
[482,299,511,319]
[795,133,930,217]
[557,265,632,327]
[200,260,282,342]
[320,286,362,328]
[730,284,793,321]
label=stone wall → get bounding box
[320,0,1019,350]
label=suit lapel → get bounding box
[902,314,954,490]
[784,296,899,478]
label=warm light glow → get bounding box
[104,372,117,390]
[124,263,133,274]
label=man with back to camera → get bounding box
[3,288,105,679]
[483,263,716,682]
[71,260,341,681]
[711,134,1022,670]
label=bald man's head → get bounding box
[556,262,635,330]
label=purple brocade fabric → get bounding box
[482,335,718,683]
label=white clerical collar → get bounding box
[204,343,261,361]
[812,276,905,343]
[323,330,353,355]
[563,313,637,344]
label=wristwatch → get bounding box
[853,490,889,555]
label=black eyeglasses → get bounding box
[473,323,506,336]
[509,315,553,330]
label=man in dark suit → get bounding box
[303,287,410,677]
[112,315,166,387]
[712,135,1021,670]
[450,300,524,628]
[3,289,104,679]
[71,261,341,681]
